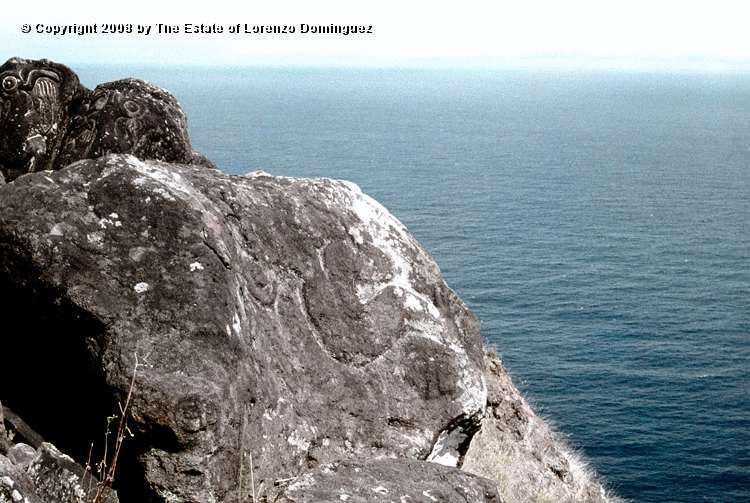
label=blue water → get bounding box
[76,66,750,502]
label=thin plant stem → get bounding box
[250,451,255,503]
[92,353,140,503]
[238,409,245,502]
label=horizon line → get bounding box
[46,56,750,73]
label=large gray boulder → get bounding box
[0,154,488,502]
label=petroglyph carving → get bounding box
[0,58,82,179]
[0,57,214,181]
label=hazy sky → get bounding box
[3,1,750,68]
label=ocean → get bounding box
[77,65,750,503]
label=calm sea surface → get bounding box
[78,66,750,503]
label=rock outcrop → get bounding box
[0,59,620,503]
[0,154,488,502]
[0,58,214,183]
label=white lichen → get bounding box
[287,430,311,453]
[426,426,467,467]
[339,185,441,320]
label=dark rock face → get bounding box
[0,155,487,502]
[58,78,215,170]
[275,458,505,503]
[0,58,213,182]
[0,58,83,180]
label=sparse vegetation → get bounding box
[463,420,626,503]
[461,349,627,503]
[72,354,142,503]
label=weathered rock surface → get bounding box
[0,440,119,503]
[28,443,119,503]
[0,57,214,182]
[275,458,504,503]
[0,154,487,502]
[462,352,610,503]
[6,443,36,471]
[0,453,43,503]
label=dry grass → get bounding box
[463,421,627,503]
[462,349,628,503]
[71,354,142,503]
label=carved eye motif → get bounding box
[122,99,141,117]
[2,75,19,93]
